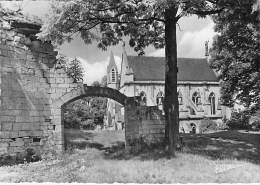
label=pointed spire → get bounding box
[109,51,116,66]
[107,51,117,73]
[121,41,133,75]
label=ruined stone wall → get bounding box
[0,20,79,157]
[124,99,165,151]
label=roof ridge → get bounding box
[127,55,207,60]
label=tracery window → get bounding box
[139,91,147,105]
[156,91,164,105]
[178,91,183,105]
[209,92,216,115]
[192,92,201,106]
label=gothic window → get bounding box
[217,98,222,110]
[111,68,116,82]
[139,91,147,105]
[190,123,196,134]
[178,91,183,105]
[156,91,164,105]
[192,92,201,106]
[209,92,216,115]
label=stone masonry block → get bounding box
[31,131,43,137]
[56,78,65,84]
[8,146,24,153]
[0,116,15,122]
[0,142,9,155]
[18,131,32,137]
[12,123,22,131]
[10,139,24,147]
[21,122,33,131]
[1,122,13,131]
[9,131,19,138]
[0,131,10,138]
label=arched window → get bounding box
[139,91,147,105]
[111,68,116,82]
[190,123,196,134]
[192,92,201,106]
[178,91,183,105]
[156,91,164,105]
[209,92,216,115]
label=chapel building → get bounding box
[104,47,228,133]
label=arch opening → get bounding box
[59,86,127,151]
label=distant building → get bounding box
[104,47,229,133]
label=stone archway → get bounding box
[51,85,128,151]
[57,85,127,107]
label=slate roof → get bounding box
[126,56,218,82]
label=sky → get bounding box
[1,1,216,85]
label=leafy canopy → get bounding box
[210,0,260,113]
[38,0,223,55]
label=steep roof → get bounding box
[126,56,218,82]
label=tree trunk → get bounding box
[164,7,179,157]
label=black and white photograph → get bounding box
[0,0,259,183]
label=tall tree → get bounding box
[39,0,226,157]
[210,0,260,114]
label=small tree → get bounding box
[101,75,107,87]
[56,55,84,83]
[67,58,84,83]
[92,81,101,87]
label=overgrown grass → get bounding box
[0,129,259,183]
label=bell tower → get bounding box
[107,51,119,89]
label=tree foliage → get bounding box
[101,75,107,87]
[57,55,84,83]
[210,0,260,113]
[39,0,227,156]
[38,0,223,54]
[63,96,107,129]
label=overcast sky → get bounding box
[1,1,216,85]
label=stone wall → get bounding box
[0,18,79,157]
[124,98,165,151]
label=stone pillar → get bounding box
[125,97,166,152]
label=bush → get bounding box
[251,121,260,131]
[226,111,250,130]
[199,119,218,133]
[80,119,97,130]
[249,111,260,131]
[0,148,41,166]
[64,117,81,129]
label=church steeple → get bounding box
[107,51,119,89]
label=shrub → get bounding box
[249,111,260,131]
[251,121,260,131]
[199,118,218,133]
[226,111,250,130]
[64,117,81,129]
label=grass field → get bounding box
[0,129,259,183]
